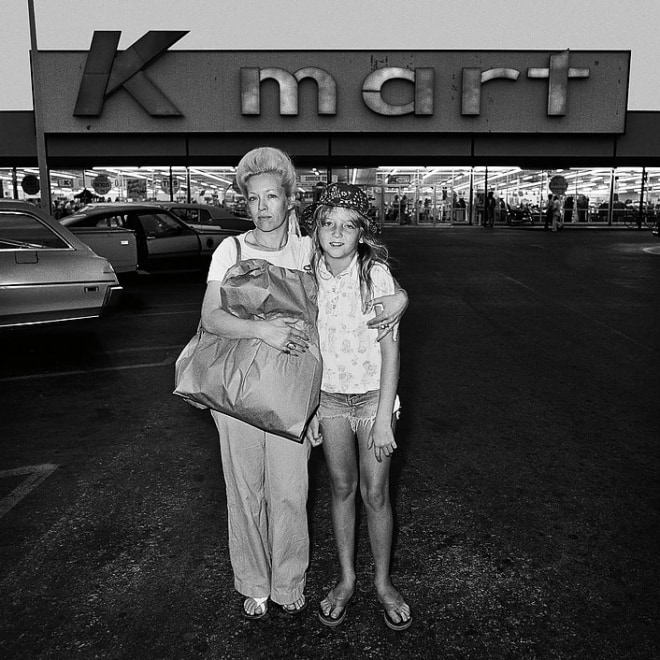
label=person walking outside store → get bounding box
[200,148,408,620]
[544,193,553,230]
[485,191,496,227]
[550,194,563,231]
[304,183,413,631]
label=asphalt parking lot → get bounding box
[1,226,659,659]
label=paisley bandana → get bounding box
[301,182,379,234]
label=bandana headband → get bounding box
[301,182,379,234]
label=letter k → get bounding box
[74,30,188,117]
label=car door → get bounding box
[129,210,201,266]
[64,211,138,273]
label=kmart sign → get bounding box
[37,35,630,134]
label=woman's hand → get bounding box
[367,418,397,462]
[259,316,309,356]
[305,415,323,447]
[366,288,408,341]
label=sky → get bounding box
[1,0,659,111]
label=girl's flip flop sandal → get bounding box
[318,594,353,627]
[383,608,412,630]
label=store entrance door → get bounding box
[382,186,411,225]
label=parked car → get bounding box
[152,203,253,234]
[0,200,122,328]
[60,204,233,274]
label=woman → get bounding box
[200,147,407,620]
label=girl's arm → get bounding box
[368,331,400,462]
[366,281,408,341]
[304,413,323,447]
[200,281,309,355]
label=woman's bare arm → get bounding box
[201,281,309,354]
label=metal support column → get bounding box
[27,0,52,214]
[607,168,615,225]
[468,168,474,225]
[639,168,647,229]
[483,167,489,226]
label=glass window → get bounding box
[0,211,69,249]
[135,212,184,237]
[169,207,197,224]
[64,213,106,228]
[646,168,660,226]
[91,214,126,228]
[2,165,659,230]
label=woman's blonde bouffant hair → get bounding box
[235,147,297,198]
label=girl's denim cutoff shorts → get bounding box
[318,390,400,434]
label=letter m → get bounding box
[74,30,188,117]
[241,67,337,115]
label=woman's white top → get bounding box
[207,232,313,282]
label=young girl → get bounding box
[305,183,412,631]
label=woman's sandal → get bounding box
[279,594,307,616]
[318,588,354,627]
[242,596,268,620]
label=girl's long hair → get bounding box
[311,206,390,313]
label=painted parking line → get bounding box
[0,464,58,519]
[108,344,186,354]
[132,310,199,318]
[0,355,177,383]
[146,302,200,309]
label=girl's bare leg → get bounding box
[319,416,358,620]
[356,419,411,626]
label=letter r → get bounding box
[462,67,520,115]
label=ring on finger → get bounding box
[287,341,295,350]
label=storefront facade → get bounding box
[2,37,660,225]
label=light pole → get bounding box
[27,0,52,213]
